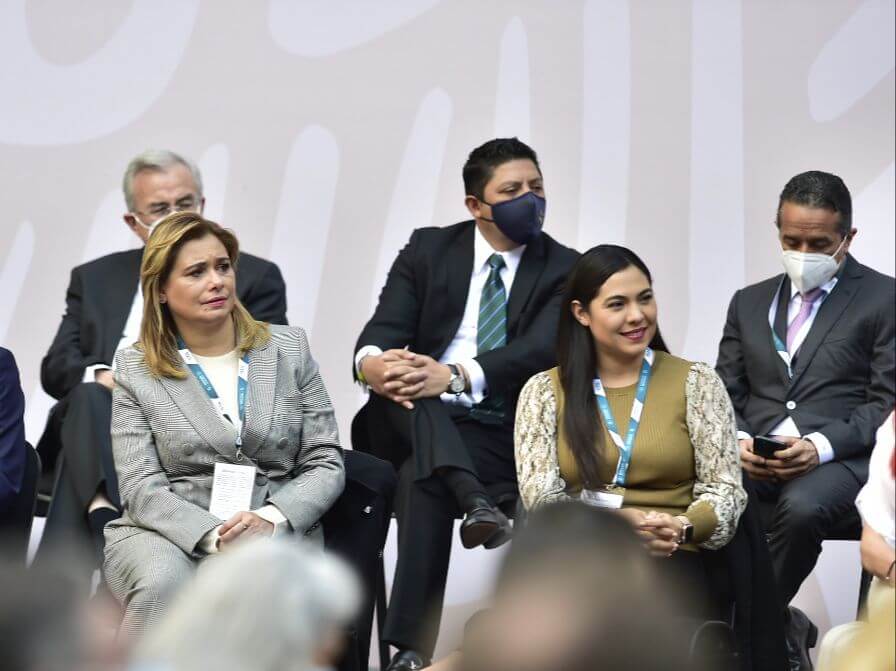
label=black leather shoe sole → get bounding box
[460,517,499,548]
[807,621,818,648]
[483,511,513,549]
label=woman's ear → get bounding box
[570,300,590,327]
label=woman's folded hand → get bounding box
[217,511,275,550]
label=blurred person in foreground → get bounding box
[131,538,360,671]
[0,554,126,671]
[831,590,895,671]
[460,502,700,671]
[817,409,895,671]
[515,244,747,620]
[36,149,287,581]
[103,212,344,635]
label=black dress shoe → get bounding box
[385,649,429,670]
[459,493,506,548]
[785,606,818,671]
[483,508,513,549]
[460,504,500,548]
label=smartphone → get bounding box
[753,435,787,460]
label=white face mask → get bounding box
[781,237,847,294]
[133,214,157,235]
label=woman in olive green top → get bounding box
[515,245,746,611]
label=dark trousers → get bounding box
[750,461,862,606]
[35,382,119,568]
[365,394,515,658]
[652,549,728,622]
[322,450,397,671]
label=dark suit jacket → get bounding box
[38,248,287,469]
[354,220,579,427]
[716,255,895,481]
[0,348,26,514]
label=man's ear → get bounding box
[840,227,858,261]
[124,213,149,243]
[464,195,483,220]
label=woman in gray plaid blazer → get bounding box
[103,213,345,634]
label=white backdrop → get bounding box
[2,0,893,664]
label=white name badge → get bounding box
[209,462,256,520]
[580,487,624,510]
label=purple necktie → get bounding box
[786,288,824,352]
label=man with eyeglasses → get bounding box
[34,149,287,580]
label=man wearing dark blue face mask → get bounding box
[352,138,578,669]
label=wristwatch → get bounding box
[446,364,465,395]
[676,516,694,545]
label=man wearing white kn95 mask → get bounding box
[715,170,895,671]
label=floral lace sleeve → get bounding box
[514,371,574,510]
[685,362,748,549]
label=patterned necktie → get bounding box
[471,253,507,423]
[786,287,824,353]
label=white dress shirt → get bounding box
[355,226,525,407]
[82,281,143,382]
[738,276,839,463]
[855,412,895,548]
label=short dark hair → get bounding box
[777,170,852,237]
[462,137,541,200]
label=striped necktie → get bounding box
[471,253,507,423]
[786,287,824,353]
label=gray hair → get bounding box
[133,538,360,671]
[122,149,204,212]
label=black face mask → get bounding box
[480,191,546,245]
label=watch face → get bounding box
[449,376,465,393]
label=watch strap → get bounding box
[675,515,694,544]
[447,364,464,394]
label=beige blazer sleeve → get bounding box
[514,371,575,510]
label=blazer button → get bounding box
[277,437,289,450]
[785,400,796,410]
[255,473,268,486]
[182,444,194,456]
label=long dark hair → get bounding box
[557,245,668,488]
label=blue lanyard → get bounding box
[176,337,249,459]
[592,348,654,487]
